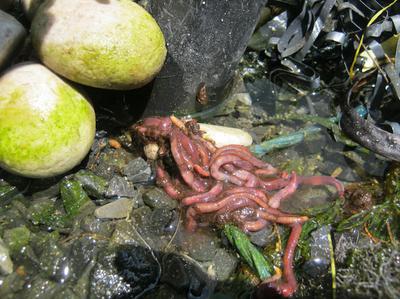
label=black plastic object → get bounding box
[143,0,267,117]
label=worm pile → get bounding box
[132,116,344,297]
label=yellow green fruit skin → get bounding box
[31,0,167,90]
[0,63,96,178]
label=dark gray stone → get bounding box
[0,11,26,70]
[143,188,178,210]
[123,157,152,183]
[212,248,238,281]
[105,176,137,198]
[302,225,331,278]
[248,225,274,247]
[179,229,220,262]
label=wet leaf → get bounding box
[224,224,273,280]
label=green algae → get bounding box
[0,83,95,177]
[60,179,91,217]
[32,0,166,90]
[3,225,31,253]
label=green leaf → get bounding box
[224,224,273,280]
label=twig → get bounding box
[164,209,182,251]
[328,232,336,298]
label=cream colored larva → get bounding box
[199,123,253,148]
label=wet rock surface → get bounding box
[143,187,178,210]
[105,176,137,199]
[123,157,152,184]
[0,10,25,70]
[94,198,134,219]
[302,225,331,277]
[0,237,13,274]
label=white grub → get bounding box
[198,123,253,148]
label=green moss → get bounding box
[3,225,31,253]
[28,200,66,228]
[0,181,18,202]
[32,0,166,89]
[73,170,108,198]
[60,179,91,217]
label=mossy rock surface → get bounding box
[31,0,167,90]
[0,63,96,178]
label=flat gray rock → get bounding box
[94,198,134,219]
[0,237,13,275]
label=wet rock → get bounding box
[187,271,215,299]
[115,245,161,298]
[74,170,108,199]
[319,159,360,182]
[300,134,328,155]
[27,197,67,228]
[111,220,144,247]
[161,253,191,291]
[0,237,13,274]
[68,237,105,277]
[248,225,274,247]
[31,184,60,201]
[161,253,214,298]
[130,206,178,250]
[179,229,220,262]
[211,248,238,281]
[245,78,276,116]
[80,216,115,237]
[90,248,132,298]
[39,241,71,282]
[90,148,136,180]
[143,188,178,210]
[302,225,331,277]
[0,180,19,203]
[60,179,92,217]
[3,225,31,253]
[0,272,25,297]
[19,275,59,298]
[123,157,152,184]
[94,198,134,219]
[0,11,26,70]
[105,176,137,198]
[281,186,333,214]
[30,230,60,256]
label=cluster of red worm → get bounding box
[132,116,344,297]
